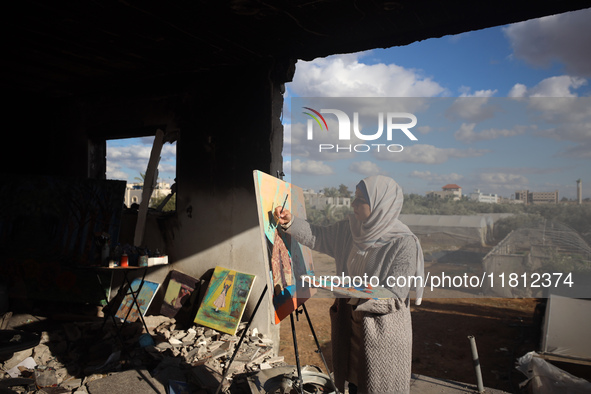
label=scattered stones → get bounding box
[1,315,281,393]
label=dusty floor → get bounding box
[278,250,542,393]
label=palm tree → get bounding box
[323,187,339,197]
[338,184,351,198]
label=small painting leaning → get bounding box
[253,170,316,324]
[194,266,256,336]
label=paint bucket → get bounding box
[260,366,337,394]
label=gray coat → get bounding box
[288,218,417,394]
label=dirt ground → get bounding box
[278,250,542,393]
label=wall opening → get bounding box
[106,136,177,212]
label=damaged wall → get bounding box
[1,60,293,344]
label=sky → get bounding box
[107,7,591,199]
[284,8,591,199]
[107,137,177,185]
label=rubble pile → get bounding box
[0,315,284,393]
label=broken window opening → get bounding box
[106,134,177,213]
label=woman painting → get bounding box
[274,175,424,394]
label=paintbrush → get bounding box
[279,194,288,215]
[269,194,289,231]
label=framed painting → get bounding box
[194,266,256,335]
[253,170,316,324]
[115,279,160,322]
[160,270,198,318]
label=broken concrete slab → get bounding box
[87,369,166,394]
[2,312,283,393]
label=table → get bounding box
[91,266,151,338]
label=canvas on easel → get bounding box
[194,266,256,335]
[253,170,316,324]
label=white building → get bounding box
[470,189,498,203]
[303,190,351,210]
[124,182,172,208]
[426,184,462,201]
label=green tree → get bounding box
[323,187,339,197]
[150,193,176,212]
[493,214,544,240]
[134,172,146,184]
[338,184,352,198]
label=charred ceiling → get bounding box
[3,1,591,98]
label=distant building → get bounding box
[303,190,351,209]
[515,190,529,204]
[426,184,462,201]
[514,189,559,205]
[124,182,172,208]
[470,189,498,203]
[499,196,524,204]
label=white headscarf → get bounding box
[349,175,425,305]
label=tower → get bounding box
[577,179,582,205]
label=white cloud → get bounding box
[106,162,129,181]
[454,123,530,143]
[410,170,464,183]
[508,76,587,97]
[289,159,334,175]
[107,145,152,179]
[445,97,500,122]
[416,125,433,134]
[555,144,591,159]
[288,118,370,161]
[374,144,489,164]
[503,9,591,77]
[508,84,528,98]
[107,141,177,182]
[535,122,591,144]
[477,172,529,187]
[535,122,591,159]
[349,161,385,175]
[525,96,591,159]
[459,89,498,98]
[290,52,446,97]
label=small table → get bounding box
[91,266,151,337]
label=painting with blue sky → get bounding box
[107,8,590,199]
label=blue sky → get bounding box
[284,8,591,199]
[107,137,177,185]
[107,8,591,199]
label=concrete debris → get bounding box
[1,315,283,393]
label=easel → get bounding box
[215,170,338,394]
[214,284,338,394]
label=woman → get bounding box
[274,175,424,394]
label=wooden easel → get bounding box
[216,170,338,394]
[214,284,338,394]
